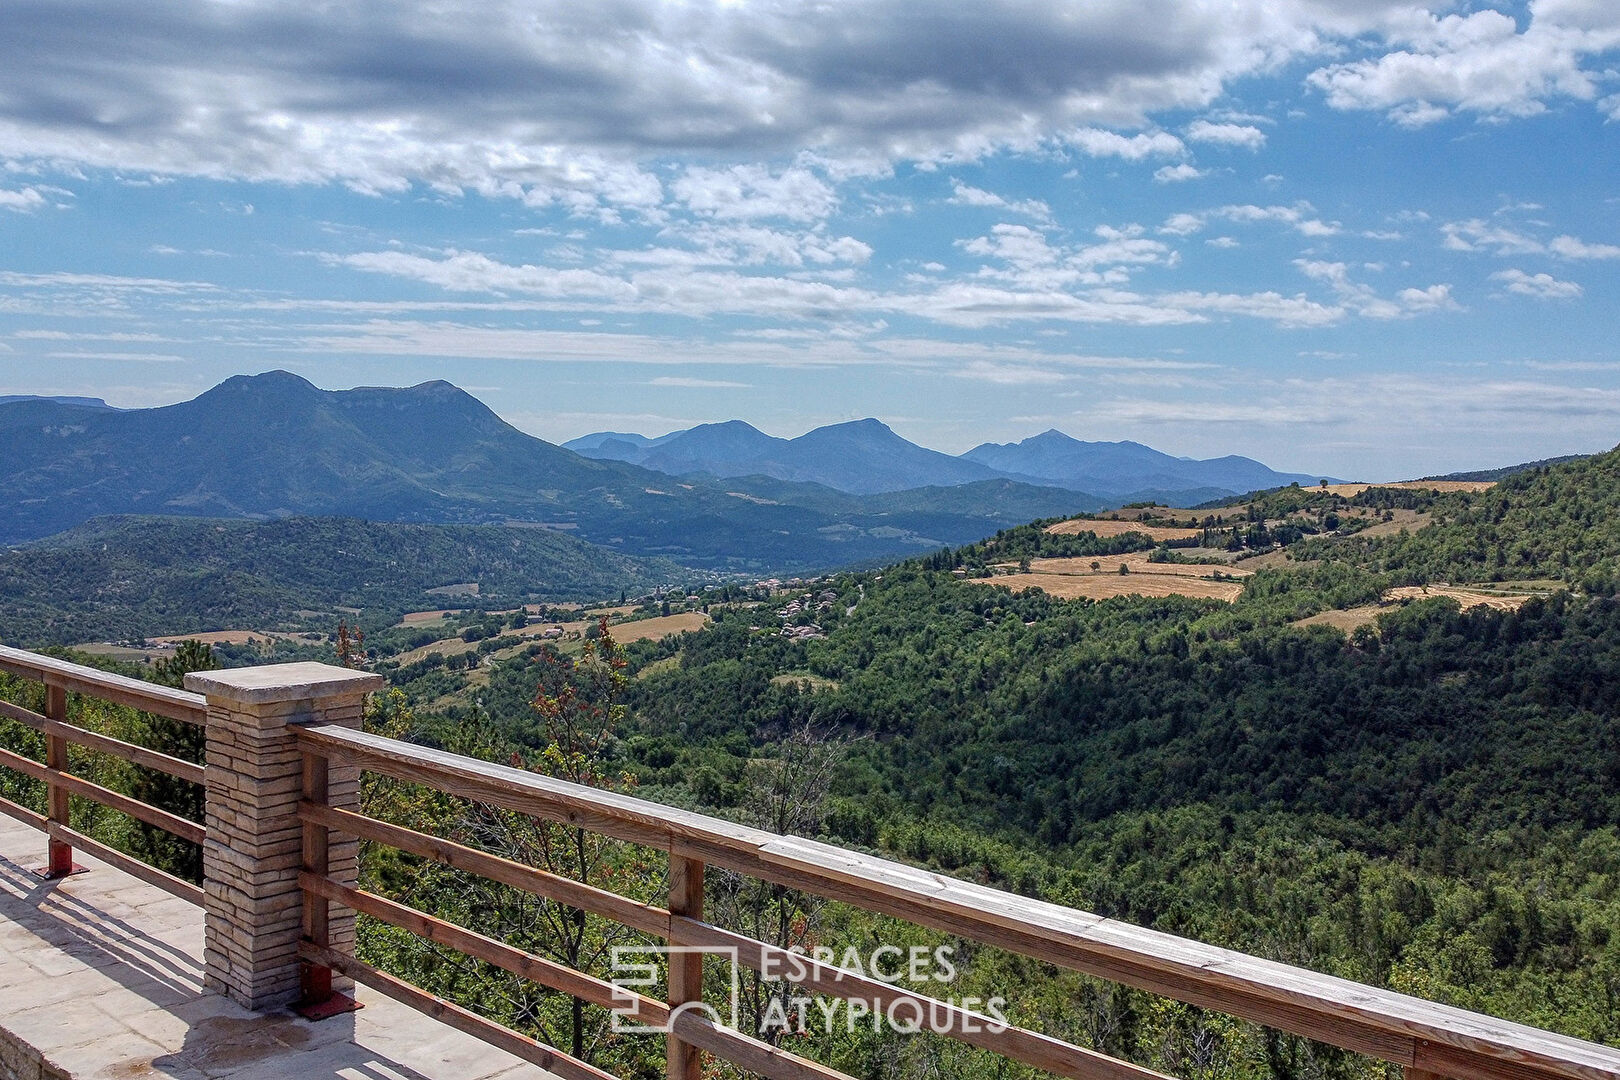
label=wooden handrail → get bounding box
[0,644,207,725]
[295,800,1172,1080]
[0,644,206,901]
[296,721,1620,1080]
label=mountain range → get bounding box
[567,420,1333,498]
[0,371,1341,572]
[0,372,1101,570]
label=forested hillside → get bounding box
[5,444,1620,1077]
[1300,450,1620,587]
[0,515,688,645]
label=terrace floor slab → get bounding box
[0,815,552,1080]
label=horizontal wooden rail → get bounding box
[0,744,204,845]
[299,871,671,1027]
[298,801,669,937]
[0,645,207,886]
[0,791,48,832]
[298,800,1158,1080]
[299,941,623,1080]
[296,722,1620,1080]
[0,644,206,725]
[0,698,205,785]
[668,915,1170,1080]
[47,821,203,905]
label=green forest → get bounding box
[0,515,688,645]
[3,450,1619,1079]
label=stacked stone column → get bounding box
[184,663,384,1011]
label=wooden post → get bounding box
[300,747,334,1008]
[667,854,706,1080]
[43,684,74,878]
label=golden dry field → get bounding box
[996,573,1247,602]
[1043,519,1203,542]
[608,612,709,642]
[1021,555,1253,578]
[1384,585,1531,611]
[398,609,462,625]
[1294,606,1384,632]
[150,629,301,646]
[1306,481,1496,498]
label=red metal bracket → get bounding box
[31,863,88,879]
[294,991,362,1021]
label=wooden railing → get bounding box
[0,643,207,904]
[294,722,1620,1080]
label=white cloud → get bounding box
[1307,4,1620,125]
[1441,218,1546,255]
[1153,163,1207,183]
[1491,268,1584,299]
[0,187,50,212]
[946,180,1052,221]
[648,376,749,388]
[1396,283,1459,313]
[1158,212,1205,236]
[0,0,1434,202]
[950,360,1067,385]
[672,165,836,223]
[1549,234,1620,260]
[1067,128,1186,160]
[1167,203,1340,236]
[1185,120,1266,149]
[1443,219,1620,260]
[1295,259,1458,319]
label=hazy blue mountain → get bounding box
[574,417,1006,494]
[571,419,1332,501]
[640,420,787,476]
[775,419,1004,493]
[0,395,116,409]
[562,430,663,452]
[0,372,1102,571]
[962,429,1335,498]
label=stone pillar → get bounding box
[184,663,384,1011]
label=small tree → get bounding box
[450,622,652,1064]
[710,723,843,1049]
[335,620,368,669]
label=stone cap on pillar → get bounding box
[184,662,385,705]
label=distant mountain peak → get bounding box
[198,370,322,404]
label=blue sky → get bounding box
[1,1,1618,480]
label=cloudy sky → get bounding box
[2,0,1617,478]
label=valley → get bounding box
[3,386,1619,1075]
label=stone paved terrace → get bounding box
[0,815,551,1080]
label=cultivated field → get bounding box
[1020,555,1253,578]
[399,609,462,626]
[607,612,708,642]
[1346,510,1432,537]
[996,572,1246,602]
[1044,519,1203,542]
[1305,481,1496,498]
[1294,606,1384,632]
[150,629,302,646]
[1295,585,1540,633]
[1384,585,1532,611]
